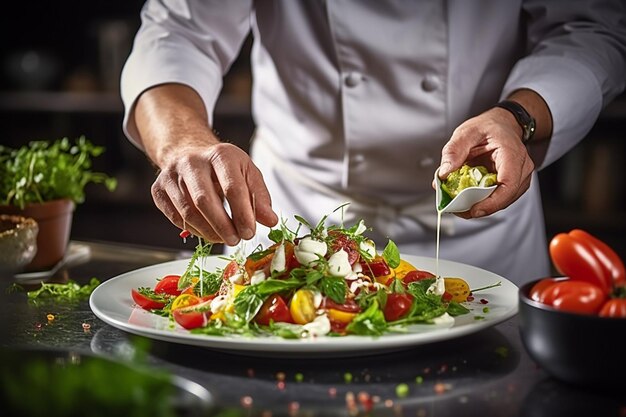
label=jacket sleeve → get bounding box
[500,0,626,169]
[120,0,253,148]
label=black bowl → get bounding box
[518,279,626,387]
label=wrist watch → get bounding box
[495,100,536,144]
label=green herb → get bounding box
[447,301,471,317]
[345,300,387,336]
[192,269,222,295]
[233,278,302,322]
[24,278,100,305]
[0,136,116,209]
[136,287,171,304]
[178,239,213,290]
[320,276,347,304]
[382,239,400,268]
[343,372,353,383]
[396,383,410,398]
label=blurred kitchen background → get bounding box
[1,1,625,259]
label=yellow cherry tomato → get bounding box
[171,294,202,311]
[444,277,470,302]
[376,259,418,284]
[290,289,317,324]
[327,308,358,324]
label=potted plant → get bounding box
[0,136,116,271]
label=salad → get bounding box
[131,210,489,339]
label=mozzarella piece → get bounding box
[302,314,331,337]
[210,295,228,314]
[270,242,286,273]
[294,236,328,265]
[250,270,267,285]
[427,276,446,296]
[228,272,245,285]
[327,249,352,277]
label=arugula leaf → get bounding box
[178,240,213,290]
[24,278,100,305]
[320,276,347,304]
[382,240,400,268]
[346,300,387,336]
[192,269,222,295]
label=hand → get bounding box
[151,141,278,245]
[436,107,535,219]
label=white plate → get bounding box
[90,255,518,357]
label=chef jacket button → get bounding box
[344,72,362,88]
[419,156,434,168]
[421,74,440,92]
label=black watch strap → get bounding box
[495,100,536,144]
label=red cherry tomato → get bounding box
[549,233,612,294]
[403,269,436,285]
[538,280,606,315]
[254,294,294,325]
[599,299,626,318]
[569,229,625,286]
[172,300,212,329]
[154,275,182,296]
[383,293,414,322]
[131,288,167,310]
[328,230,360,265]
[529,278,563,302]
[223,260,241,281]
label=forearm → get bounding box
[133,83,220,168]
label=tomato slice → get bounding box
[131,288,167,310]
[599,299,626,318]
[322,298,361,313]
[290,289,317,324]
[403,269,436,285]
[549,233,612,294]
[538,280,606,315]
[154,275,182,296]
[383,293,413,322]
[360,256,391,278]
[172,300,212,329]
[254,294,293,325]
[569,229,625,286]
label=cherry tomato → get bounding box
[328,230,360,265]
[549,233,612,294]
[538,280,606,315]
[154,275,182,296]
[172,300,212,329]
[223,260,241,281]
[383,293,414,322]
[170,294,202,311]
[569,229,625,286]
[254,294,294,325]
[403,269,435,285]
[529,278,563,302]
[599,299,626,318]
[290,289,317,324]
[131,288,167,310]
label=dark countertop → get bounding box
[1,241,623,417]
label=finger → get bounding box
[182,170,241,245]
[151,179,219,241]
[439,123,482,178]
[246,166,278,228]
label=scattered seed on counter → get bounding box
[384,399,394,408]
[34,323,42,331]
[483,307,490,313]
[294,372,304,382]
[344,372,353,383]
[240,396,253,408]
[415,376,424,384]
[276,371,286,382]
[357,391,373,412]
[434,382,452,395]
[46,314,55,323]
[288,401,300,416]
[328,387,337,398]
[276,381,286,390]
[82,322,91,332]
[247,368,255,378]
[480,298,489,304]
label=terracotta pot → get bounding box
[0,199,75,271]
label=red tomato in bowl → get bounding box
[568,229,625,286]
[538,280,606,315]
[599,299,626,318]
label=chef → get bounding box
[120,1,626,284]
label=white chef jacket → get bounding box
[121,0,626,285]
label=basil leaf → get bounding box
[256,278,302,297]
[192,269,222,295]
[268,229,284,243]
[233,286,264,323]
[320,276,347,304]
[346,300,387,336]
[438,185,453,211]
[382,240,400,268]
[247,247,274,262]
